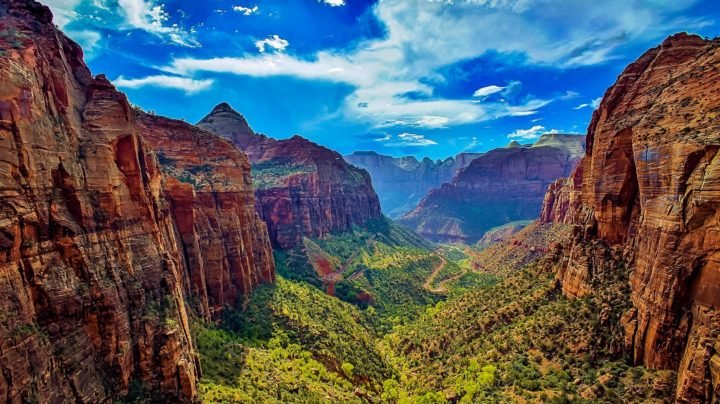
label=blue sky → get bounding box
[45,0,719,159]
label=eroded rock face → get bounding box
[344,151,482,218]
[137,113,275,320]
[198,104,382,249]
[0,1,199,401]
[399,134,585,243]
[540,33,720,402]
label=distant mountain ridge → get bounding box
[344,151,483,218]
[399,134,586,243]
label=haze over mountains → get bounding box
[1,0,720,403]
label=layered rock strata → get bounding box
[540,33,720,402]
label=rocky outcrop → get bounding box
[399,134,585,243]
[344,151,482,218]
[540,33,720,402]
[137,113,275,320]
[198,104,382,249]
[0,1,274,401]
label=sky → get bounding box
[44,0,719,159]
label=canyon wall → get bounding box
[540,33,720,402]
[400,134,585,243]
[0,1,275,401]
[198,103,382,249]
[344,151,482,218]
[137,113,275,321]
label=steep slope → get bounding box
[0,1,275,401]
[0,2,198,400]
[540,33,720,402]
[399,134,585,243]
[198,104,382,249]
[344,151,482,218]
[136,112,275,320]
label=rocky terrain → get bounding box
[0,1,274,401]
[136,112,275,320]
[540,33,720,402]
[198,103,382,250]
[399,134,585,243]
[344,151,482,218]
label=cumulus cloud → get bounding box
[507,125,559,140]
[233,5,259,15]
[255,35,289,53]
[114,75,214,93]
[320,0,346,6]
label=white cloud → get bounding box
[44,0,199,47]
[114,75,214,93]
[255,35,289,53]
[233,5,259,15]
[320,0,346,6]
[560,90,579,100]
[41,0,81,28]
[574,96,603,110]
[473,85,505,98]
[376,134,392,142]
[388,133,438,147]
[507,125,560,140]
[158,0,697,129]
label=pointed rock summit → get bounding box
[197,102,258,150]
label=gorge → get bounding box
[1,0,719,403]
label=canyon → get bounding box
[1,0,720,402]
[344,151,482,218]
[399,134,585,244]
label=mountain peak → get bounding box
[209,102,241,116]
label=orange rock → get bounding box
[540,33,720,402]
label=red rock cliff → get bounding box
[137,112,275,320]
[540,33,720,402]
[0,1,275,401]
[198,104,382,249]
[0,1,198,401]
[400,134,585,243]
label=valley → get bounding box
[0,1,719,403]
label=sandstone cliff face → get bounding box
[0,1,276,401]
[344,151,482,218]
[540,34,720,402]
[137,113,275,321]
[399,134,585,243]
[198,104,382,249]
[0,2,198,401]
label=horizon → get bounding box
[44,0,720,159]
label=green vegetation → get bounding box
[195,220,673,402]
[251,159,316,189]
[195,277,392,402]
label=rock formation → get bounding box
[344,151,482,218]
[137,112,275,320]
[540,33,720,402]
[0,1,274,401]
[399,134,585,243]
[198,104,382,249]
